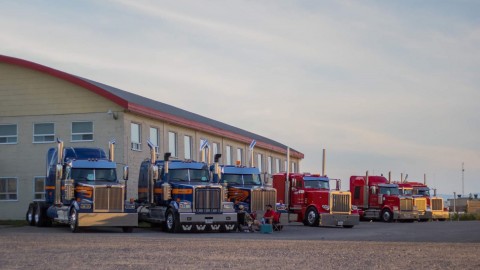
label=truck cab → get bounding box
[137,146,237,233]
[26,140,137,232]
[214,165,276,214]
[398,182,431,221]
[403,181,448,221]
[350,175,419,222]
[274,173,359,228]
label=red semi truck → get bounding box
[350,174,419,222]
[273,173,359,228]
[398,181,448,221]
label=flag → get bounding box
[147,140,156,149]
[200,139,209,151]
[249,139,256,150]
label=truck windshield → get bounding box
[415,188,430,196]
[379,187,400,195]
[304,180,329,189]
[401,189,413,195]
[221,174,261,185]
[169,169,209,182]
[71,168,117,182]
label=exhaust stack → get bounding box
[322,149,326,176]
[388,171,391,183]
[424,173,426,185]
[55,139,64,205]
[108,140,115,162]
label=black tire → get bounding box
[69,208,80,233]
[34,202,52,227]
[165,209,181,233]
[381,209,393,223]
[304,207,320,227]
[343,225,354,228]
[122,227,133,233]
[26,203,36,226]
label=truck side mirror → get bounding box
[123,166,129,181]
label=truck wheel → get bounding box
[381,209,393,223]
[304,207,320,227]
[166,209,180,233]
[26,203,36,226]
[69,208,80,233]
[122,227,133,233]
[35,203,46,227]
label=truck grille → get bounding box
[400,198,414,211]
[250,189,277,212]
[431,198,444,211]
[195,187,221,213]
[93,186,124,212]
[331,192,351,214]
[414,198,427,211]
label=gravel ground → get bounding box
[1,233,479,270]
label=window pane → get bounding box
[257,154,262,172]
[131,123,140,143]
[7,179,16,192]
[149,128,158,146]
[0,125,16,136]
[35,178,45,192]
[237,148,243,165]
[268,157,272,174]
[226,146,232,165]
[184,135,192,159]
[168,132,177,157]
[34,123,54,134]
[0,180,5,192]
[72,122,93,133]
[213,143,219,155]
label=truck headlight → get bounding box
[322,205,330,211]
[179,201,192,209]
[351,205,358,211]
[393,206,399,211]
[80,203,92,209]
[124,200,136,210]
[222,202,235,212]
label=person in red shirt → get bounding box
[263,204,275,224]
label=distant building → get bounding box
[0,55,303,220]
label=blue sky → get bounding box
[1,0,479,195]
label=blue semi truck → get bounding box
[136,143,237,232]
[26,139,137,232]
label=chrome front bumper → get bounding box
[78,213,138,227]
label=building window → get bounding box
[200,138,209,162]
[284,161,287,172]
[184,135,192,159]
[257,153,263,172]
[0,124,17,144]
[0,177,17,201]
[212,142,219,156]
[71,121,93,142]
[292,162,296,173]
[237,148,243,165]
[275,158,280,173]
[168,131,177,157]
[225,146,232,165]
[34,177,45,201]
[267,156,272,174]
[33,123,55,143]
[149,127,159,153]
[131,123,141,151]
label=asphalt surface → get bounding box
[1,221,479,269]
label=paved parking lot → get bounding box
[1,221,479,269]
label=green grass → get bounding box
[451,213,480,221]
[0,220,28,227]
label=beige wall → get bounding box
[0,61,301,220]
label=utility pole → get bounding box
[462,162,465,196]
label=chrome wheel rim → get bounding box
[383,211,391,221]
[166,212,174,230]
[307,210,316,224]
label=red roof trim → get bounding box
[0,55,128,108]
[1,54,304,159]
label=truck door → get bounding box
[290,177,305,207]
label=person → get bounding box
[263,204,275,224]
[238,205,260,232]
